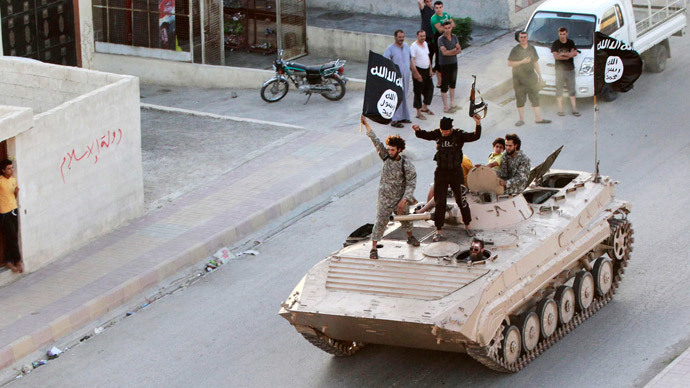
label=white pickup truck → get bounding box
[524,0,687,100]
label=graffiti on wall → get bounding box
[60,128,123,183]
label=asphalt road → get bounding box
[11,33,690,387]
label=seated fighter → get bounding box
[498,133,531,195]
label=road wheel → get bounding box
[646,43,667,73]
[501,325,521,365]
[517,311,540,353]
[260,78,289,102]
[536,297,558,338]
[322,76,346,101]
[573,271,594,311]
[555,285,575,325]
[600,85,618,102]
[592,257,614,296]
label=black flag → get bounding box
[594,31,642,95]
[362,51,404,125]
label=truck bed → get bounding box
[633,0,687,50]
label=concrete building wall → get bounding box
[305,0,544,29]
[306,26,416,62]
[91,52,276,88]
[0,58,143,272]
[0,59,111,114]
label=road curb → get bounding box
[0,143,380,372]
[645,345,690,387]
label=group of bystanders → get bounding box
[508,27,581,126]
[359,2,579,258]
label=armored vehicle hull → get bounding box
[279,168,633,372]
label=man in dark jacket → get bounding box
[413,115,481,240]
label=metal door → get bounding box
[277,0,305,60]
[1,0,78,66]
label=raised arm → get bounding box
[417,0,424,10]
[461,115,483,142]
[362,115,387,160]
[412,124,439,141]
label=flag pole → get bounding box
[593,29,600,183]
[593,95,599,183]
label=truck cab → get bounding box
[524,0,687,100]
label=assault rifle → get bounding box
[468,75,488,118]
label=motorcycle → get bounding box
[260,50,347,103]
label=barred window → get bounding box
[93,0,190,52]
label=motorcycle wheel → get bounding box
[322,76,346,101]
[260,78,289,103]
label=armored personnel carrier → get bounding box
[279,149,634,372]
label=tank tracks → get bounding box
[466,217,634,373]
[299,330,365,357]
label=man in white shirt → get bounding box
[410,30,435,120]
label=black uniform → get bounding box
[415,125,481,230]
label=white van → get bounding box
[524,0,687,100]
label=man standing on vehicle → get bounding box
[361,116,419,260]
[384,29,413,128]
[430,1,455,86]
[413,115,482,240]
[508,31,551,126]
[498,133,531,195]
[418,0,437,78]
[411,30,434,120]
[552,27,580,117]
[438,21,461,113]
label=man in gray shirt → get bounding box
[384,29,413,128]
[437,21,461,113]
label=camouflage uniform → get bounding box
[367,130,417,241]
[498,149,531,195]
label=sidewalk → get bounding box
[645,346,690,388]
[0,17,519,376]
[0,126,379,373]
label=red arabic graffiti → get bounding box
[60,128,123,183]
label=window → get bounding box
[93,0,190,52]
[525,12,596,48]
[600,7,620,35]
[615,4,625,28]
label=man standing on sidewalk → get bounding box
[418,0,436,78]
[438,21,461,113]
[361,116,419,260]
[551,27,580,117]
[430,1,455,86]
[384,30,413,128]
[411,30,435,120]
[0,160,22,273]
[508,31,551,126]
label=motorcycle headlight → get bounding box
[579,57,594,76]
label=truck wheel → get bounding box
[646,43,667,73]
[600,85,618,102]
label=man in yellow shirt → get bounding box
[0,160,22,273]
